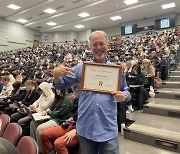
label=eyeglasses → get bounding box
[91,41,107,48]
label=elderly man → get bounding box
[53,31,131,154]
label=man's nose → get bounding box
[96,43,101,50]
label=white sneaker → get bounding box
[126,110,131,114]
[126,108,134,114]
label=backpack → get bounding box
[154,77,162,88]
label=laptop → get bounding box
[9,102,27,114]
[23,105,50,121]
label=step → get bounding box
[120,136,177,154]
[155,88,180,99]
[162,81,180,88]
[169,71,180,76]
[124,112,180,153]
[168,76,180,81]
[143,98,180,118]
[177,67,180,71]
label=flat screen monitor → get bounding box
[121,24,137,35]
[125,25,133,34]
[160,18,170,29]
[155,17,175,30]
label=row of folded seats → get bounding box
[0,114,38,154]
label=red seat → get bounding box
[16,136,39,154]
[0,114,10,136]
[2,123,22,146]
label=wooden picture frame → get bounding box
[81,62,122,93]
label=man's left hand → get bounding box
[111,91,127,102]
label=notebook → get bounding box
[23,105,50,121]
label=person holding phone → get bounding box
[40,84,79,154]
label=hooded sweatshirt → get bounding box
[32,82,54,112]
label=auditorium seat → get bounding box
[0,114,10,136]
[2,123,22,146]
[16,136,39,154]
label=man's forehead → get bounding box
[91,33,107,41]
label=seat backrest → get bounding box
[0,114,10,136]
[16,136,39,154]
[2,122,22,146]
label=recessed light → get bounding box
[110,16,122,21]
[7,4,21,10]
[162,3,175,9]
[124,0,138,5]
[44,8,56,14]
[75,25,85,28]
[17,19,27,23]
[78,12,90,18]
[46,22,57,26]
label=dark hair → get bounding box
[45,71,53,77]
[132,64,141,74]
[11,81,22,96]
[53,89,67,107]
[12,81,22,89]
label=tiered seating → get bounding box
[124,60,180,153]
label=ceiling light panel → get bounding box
[7,4,21,10]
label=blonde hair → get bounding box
[142,59,151,65]
[25,80,38,89]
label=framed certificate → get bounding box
[81,62,122,93]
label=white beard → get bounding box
[94,51,105,60]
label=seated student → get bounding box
[11,80,40,122]
[30,88,72,153]
[0,75,13,101]
[17,82,54,126]
[40,84,79,154]
[45,72,53,83]
[21,72,30,86]
[141,59,155,89]
[2,81,26,115]
[9,82,27,103]
[126,64,148,111]
[126,64,145,86]
[0,75,13,113]
[33,68,46,85]
[7,72,16,85]
[124,60,133,74]
[141,59,155,76]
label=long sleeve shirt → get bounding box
[55,61,131,142]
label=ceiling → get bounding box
[0,0,180,32]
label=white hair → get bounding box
[89,30,108,42]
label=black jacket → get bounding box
[11,89,27,102]
[23,89,40,106]
[126,72,145,85]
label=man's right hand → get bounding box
[53,60,75,84]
